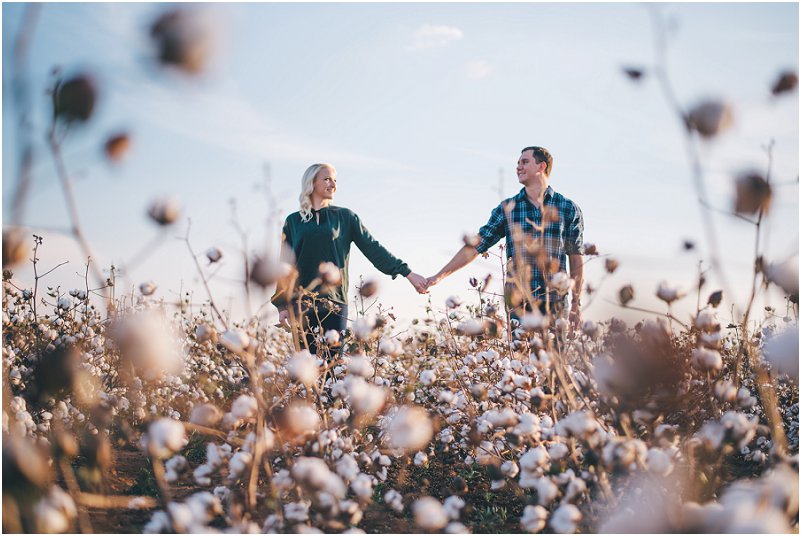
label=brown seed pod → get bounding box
[359,279,378,298]
[451,476,468,495]
[605,258,619,274]
[686,99,733,138]
[147,197,181,226]
[32,344,81,402]
[2,229,27,268]
[150,9,213,75]
[734,171,772,216]
[618,284,634,306]
[54,74,97,122]
[707,290,723,308]
[771,71,798,96]
[622,66,645,81]
[104,132,131,162]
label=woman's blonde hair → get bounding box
[299,163,334,223]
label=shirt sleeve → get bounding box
[350,211,412,279]
[270,218,295,309]
[565,202,584,255]
[475,203,507,254]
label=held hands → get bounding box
[278,309,290,326]
[424,274,441,289]
[406,272,430,294]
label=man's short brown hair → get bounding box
[521,146,553,176]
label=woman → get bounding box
[272,163,428,355]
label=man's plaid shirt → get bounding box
[475,186,584,303]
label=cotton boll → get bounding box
[344,375,386,416]
[110,311,185,382]
[139,282,157,296]
[205,247,223,263]
[259,361,277,378]
[384,489,404,513]
[520,312,548,331]
[292,457,347,499]
[520,446,550,471]
[220,329,250,354]
[548,442,569,461]
[347,355,375,377]
[195,323,218,344]
[691,348,722,371]
[190,404,223,427]
[763,254,798,297]
[419,369,437,386]
[383,405,434,452]
[445,296,463,309]
[646,448,674,476]
[550,272,574,294]
[379,338,403,356]
[656,281,686,304]
[413,497,449,531]
[550,503,582,533]
[34,486,77,533]
[284,501,310,522]
[287,351,319,387]
[231,395,258,420]
[520,504,548,532]
[324,330,340,346]
[332,408,350,424]
[763,326,799,380]
[532,476,559,505]
[445,522,469,533]
[282,402,321,437]
[144,418,186,459]
[351,473,374,501]
[695,309,719,331]
[165,455,188,483]
[581,320,600,339]
[443,495,465,520]
[352,316,376,341]
[227,451,252,481]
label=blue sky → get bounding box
[3,2,798,327]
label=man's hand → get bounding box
[406,272,429,294]
[569,301,581,329]
[424,274,442,289]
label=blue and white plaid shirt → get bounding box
[475,186,584,303]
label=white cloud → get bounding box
[466,59,493,79]
[409,24,463,51]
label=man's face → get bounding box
[313,165,337,200]
[517,150,545,184]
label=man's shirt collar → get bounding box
[516,185,554,207]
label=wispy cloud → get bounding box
[466,59,493,79]
[112,76,413,171]
[408,24,463,51]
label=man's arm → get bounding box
[568,253,584,326]
[426,245,479,287]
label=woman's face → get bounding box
[313,165,337,201]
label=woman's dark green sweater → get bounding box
[271,206,411,307]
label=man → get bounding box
[425,146,584,325]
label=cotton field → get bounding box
[2,263,797,533]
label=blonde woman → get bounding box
[272,163,428,355]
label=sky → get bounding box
[2,2,799,329]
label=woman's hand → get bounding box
[406,272,429,294]
[278,309,290,326]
